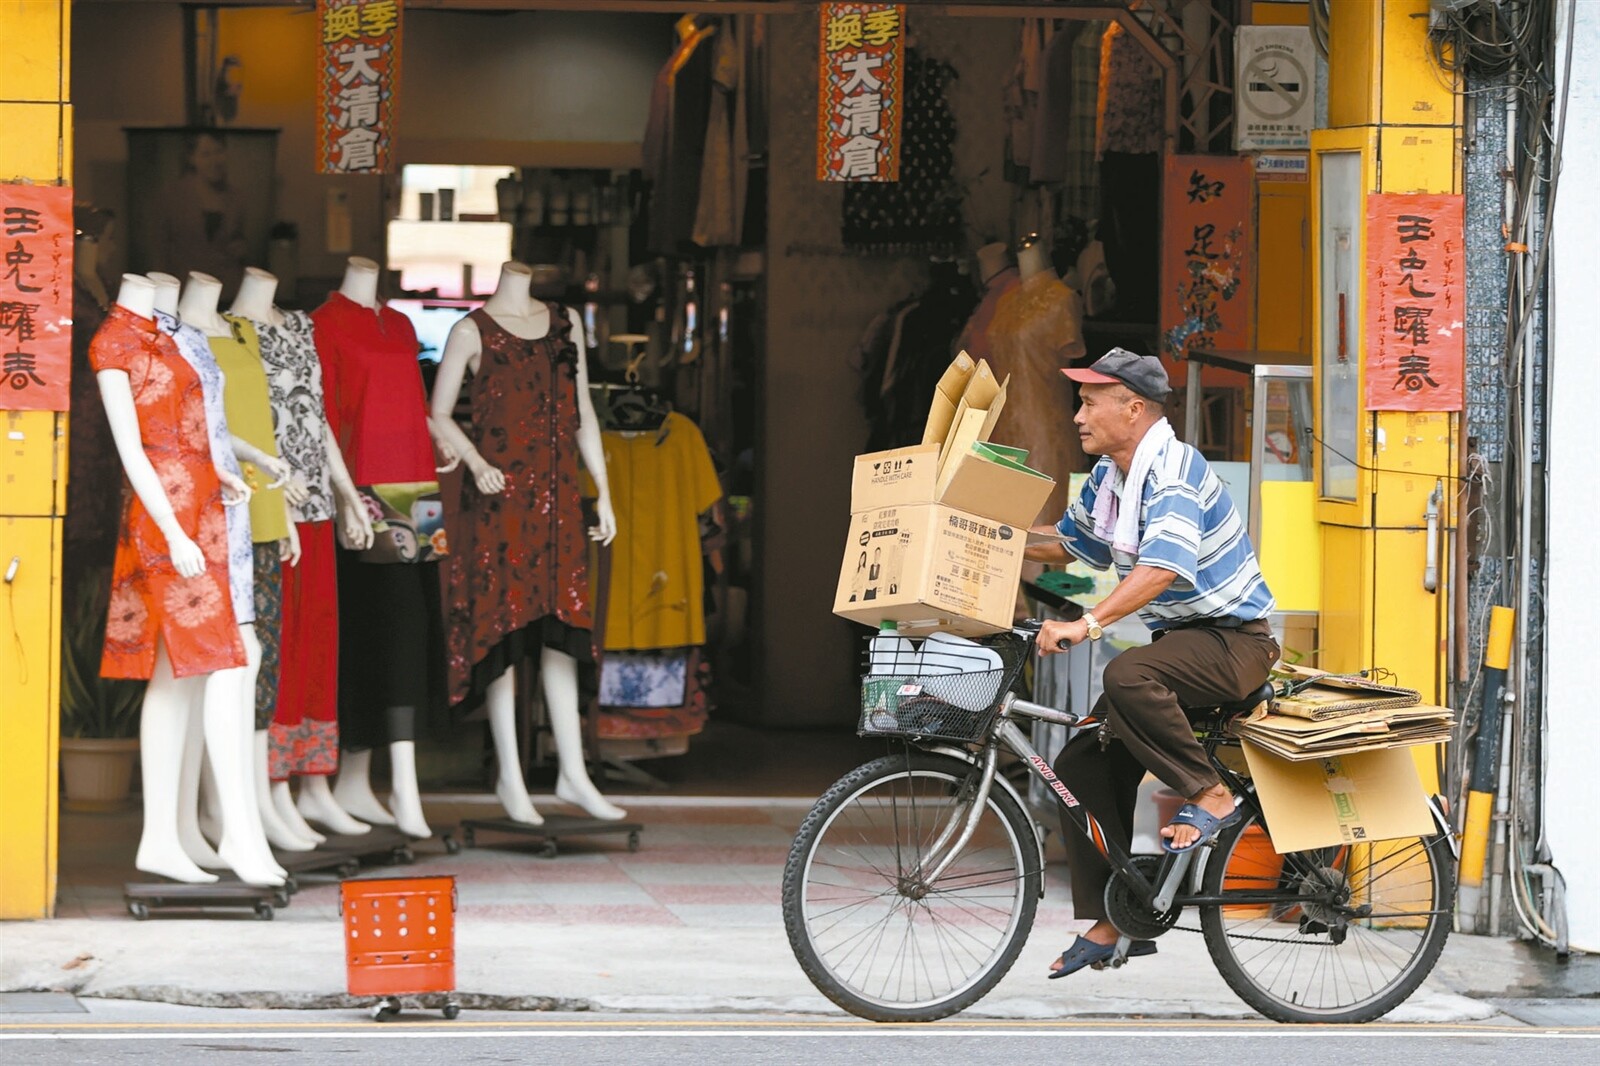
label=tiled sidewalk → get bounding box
[57,797,1077,932]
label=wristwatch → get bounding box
[1082,612,1104,641]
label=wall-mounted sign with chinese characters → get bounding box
[1235,26,1314,152]
[1365,193,1464,411]
[817,4,905,182]
[1161,155,1252,358]
[0,185,72,412]
[316,0,402,175]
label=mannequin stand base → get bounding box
[124,879,287,921]
[455,815,642,858]
[272,845,363,882]
[317,825,429,868]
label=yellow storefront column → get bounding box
[0,0,72,921]
[1311,1,1461,789]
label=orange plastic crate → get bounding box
[340,875,457,998]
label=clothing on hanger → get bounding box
[597,411,723,651]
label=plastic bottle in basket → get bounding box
[868,621,919,675]
[919,633,1004,712]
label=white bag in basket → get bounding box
[918,633,1004,712]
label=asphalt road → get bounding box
[2,1002,1599,1066]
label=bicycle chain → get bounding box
[1166,922,1335,947]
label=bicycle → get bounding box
[781,621,1457,1024]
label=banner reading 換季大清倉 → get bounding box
[317,0,402,175]
[817,4,905,182]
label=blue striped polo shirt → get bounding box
[1054,438,1275,631]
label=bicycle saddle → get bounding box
[1204,681,1276,718]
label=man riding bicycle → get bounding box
[1025,348,1279,979]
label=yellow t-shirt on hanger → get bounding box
[597,412,722,651]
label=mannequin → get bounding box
[976,242,1011,290]
[170,272,294,881]
[148,273,296,859]
[228,266,377,841]
[429,261,623,824]
[986,235,1087,534]
[955,241,1022,367]
[315,256,444,840]
[94,274,282,886]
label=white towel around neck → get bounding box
[1093,417,1176,555]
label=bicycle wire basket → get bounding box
[857,631,1031,745]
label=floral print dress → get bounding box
[156,310,255,627]
[93,306,246,679]
[441,306,594,706]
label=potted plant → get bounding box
[59,579,145,811]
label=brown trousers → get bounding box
[1052,619,1279,920]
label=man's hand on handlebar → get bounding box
[1037,617,1090,656]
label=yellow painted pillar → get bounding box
[1311,1,1461,787]
[0,0,72,920]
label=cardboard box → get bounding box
[850,443,940,511]
[1241,740,1436,853]
[922,351,977,448]
[851,443,1054,529]
[834,503,1027,637]
[937,450,1054,528]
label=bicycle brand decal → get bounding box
[1027,754,1080,808]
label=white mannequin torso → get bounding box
[479,263,550,341]
[1018,242,1054,281]
[976,242,1012,288]
[178,273,231,338]
[147,272,181,317]
[230,267,285,328]
[114,273,156,319]
[339,256,380,309]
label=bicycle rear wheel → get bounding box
[1199,808,1454,1023]
[782,751,1042,1022]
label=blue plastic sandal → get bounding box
[1160,802,1241,854]
[1046,935,1157,979]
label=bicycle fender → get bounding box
[925,743,1048,895]
[1428,794,1459,859]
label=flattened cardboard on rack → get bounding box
[1241,741,1436,853]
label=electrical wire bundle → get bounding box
[1428,0,1580,954]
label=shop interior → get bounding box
[59,1,1318,894]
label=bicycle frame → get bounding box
[907,694,1318,916]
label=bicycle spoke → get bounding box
[788,758,1038,1018]
[1202,809,1449,1020]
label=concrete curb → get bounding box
[9,983,1498,1024]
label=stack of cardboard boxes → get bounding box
[833,353,1056,637]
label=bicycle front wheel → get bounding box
[1199,808,1454,1023]
[782,751,1042,1022]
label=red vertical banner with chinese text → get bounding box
[317,0,402,175]
[817,4,905,182]
[0,186,73,412]
[1161,154,1253,358]
[1365,193,1464,411]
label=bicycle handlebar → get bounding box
[1011,618,1073,652]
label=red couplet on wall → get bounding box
[816,3,906,183]
[1365,193,1464,412]
[0,184,73,412]
[316,0,403,175]
[1160,154,1253,359]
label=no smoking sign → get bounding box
[1235,26,1314,151]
